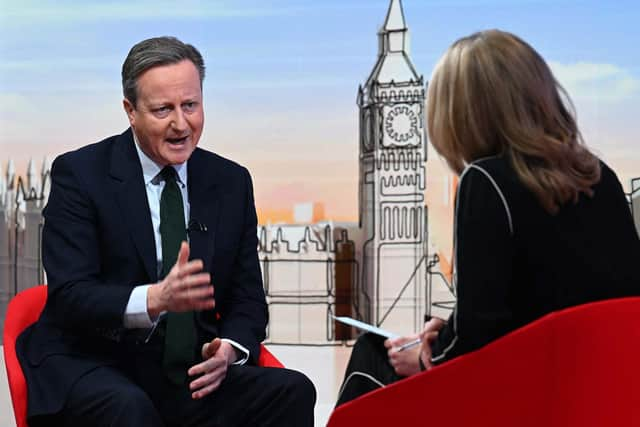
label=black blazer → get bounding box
[17,128,268,418]
[431,156,640,364]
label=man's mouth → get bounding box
[166,135,189,145]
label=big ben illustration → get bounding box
[356,0,427,333]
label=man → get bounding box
[17,36,316,427]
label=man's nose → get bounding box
[171,109,188,132]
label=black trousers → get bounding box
[335,333,403,407]
[33,336,316,427]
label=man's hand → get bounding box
[419,317,446,371]
[384,334,422,377]
[187,338,237,399]
[147,241,215,318]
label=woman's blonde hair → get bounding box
[427,29,600,214]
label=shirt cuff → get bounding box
[221,338,250,365]
[123,285,154,329]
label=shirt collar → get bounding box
[132,130,188,188]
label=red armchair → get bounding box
[328,297,640,427]
[3,285,283,427]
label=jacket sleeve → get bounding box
[431,166,515,364]
[217,168,268,363]
[42,155,132,331]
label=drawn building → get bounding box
[258,0,430,343]
[258,220,357,344]
[356,0,428,333]
[0,159,48,341]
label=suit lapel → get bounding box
[109,129,158,282]
[187,148,219,271]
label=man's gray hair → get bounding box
[122,36,205,106]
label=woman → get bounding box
[337,29,640,405]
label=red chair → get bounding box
[328,297,640,427]
[258,343,284,369]
[3,285,284,427]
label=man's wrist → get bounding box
[220,338,250,365]
[218,340,240,365]
[146,284,164,319]
[123,285,155,328]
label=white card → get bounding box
[332,316,398,338]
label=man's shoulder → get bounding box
[191,147,249,177]
[55,130,127,166]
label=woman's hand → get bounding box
[419,317,446,371]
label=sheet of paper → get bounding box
[332,316,398,338]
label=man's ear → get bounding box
[123,98,136,126]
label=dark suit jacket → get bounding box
[17,128,268,418]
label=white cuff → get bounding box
[221,338,250,365]
[123,285,154,329]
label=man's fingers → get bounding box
[183,287,214,304]
[188,341,224,376]
[194,298,215,311]
[181,273,212,289]
[190,365,223,387]
[176,259,205,277]
[187,340,230,399]
[184,285,214,301]
[188,359,225,396]
[191,375,223,399]
[177,241,190,266]
[188,352,218,377]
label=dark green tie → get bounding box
[159,166,196,385]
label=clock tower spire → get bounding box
[356,0,427,332]
[383,0,405,31]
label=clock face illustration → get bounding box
[384,105,418,146]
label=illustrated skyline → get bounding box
[2,0,639,225]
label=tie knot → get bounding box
[160,166,177,183]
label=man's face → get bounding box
[123,60,204,166]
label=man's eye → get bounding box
[183,102,197,112]
[153,106,171,117]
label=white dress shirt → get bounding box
[123,136,249,364]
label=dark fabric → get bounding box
[87,334,314,427]
[58,366,163,427]
[159,165,196,385]
[336,333,402,407]
[125,336,316,427]
[41,351,316,427]
[431,157,640,363]
[15,128,274,421]
[125,331,315,427]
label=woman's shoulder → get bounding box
[597,160,622,189]
[466,155,512,179]
[457,156,516,235]
[460,155,519,195]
